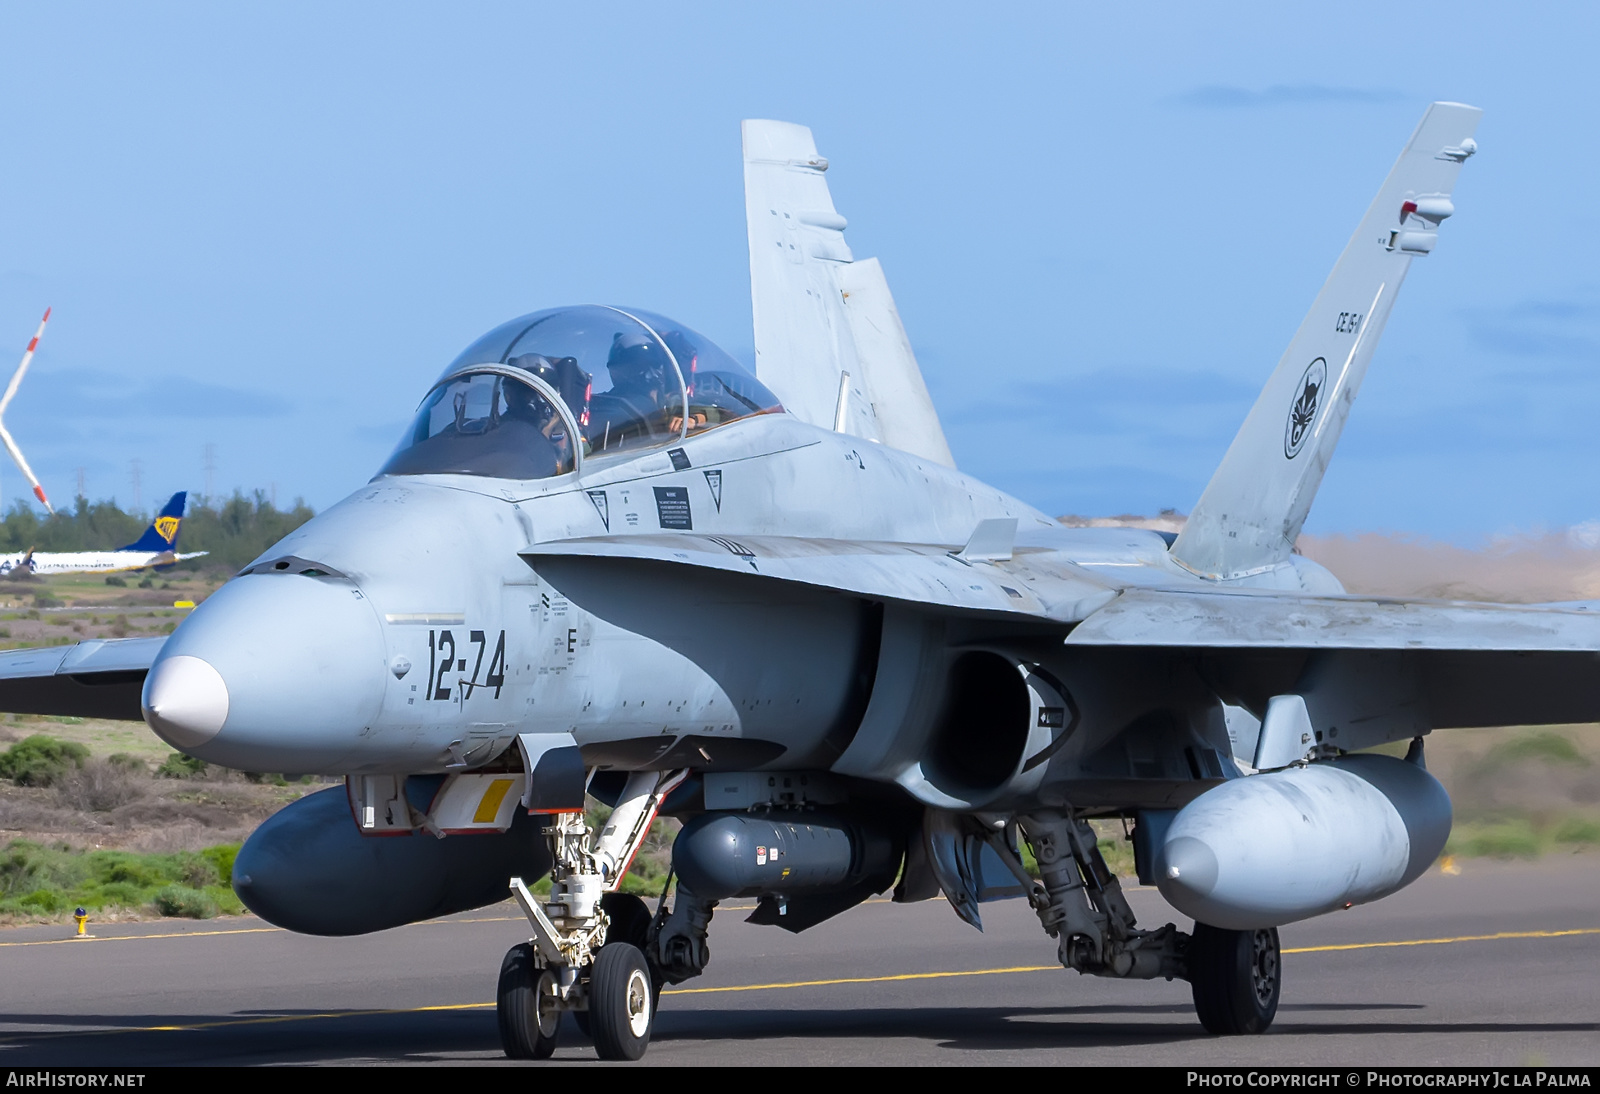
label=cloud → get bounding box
[1176,84,1405,109]
[19,369,293,419]
[937,367,1256,438]
[1465,298,1600,360]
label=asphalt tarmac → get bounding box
[1,857,1596,1067]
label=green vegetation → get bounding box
[0,840,244,919]
[152,886,219,919]
[0,734,89,787]
[1448,814,1600,858]
[157,752,207,779]
[104,576,126,587]
[1479,730,1590,768]
[0,491,314,571]
[1013,822,1136,880]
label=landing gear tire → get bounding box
[1189,924,1281,1035]
[497,942,560,1059]
[588,941,653,1061]
[575,893,662,1039]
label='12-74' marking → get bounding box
[427,629,507,701]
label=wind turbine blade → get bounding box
[0,307,49,417]
[0,309,53,513]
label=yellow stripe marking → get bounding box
[473,778,516,824]
[661,965,1055,996]
[1,926,1594,1042]
[0,926,282,948]
[1283,927,1600,954]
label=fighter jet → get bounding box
[0,491,208,576]
[1,102,1588,1061]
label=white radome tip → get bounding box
[142,654,230,749]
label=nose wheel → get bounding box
[496,943,560,1059]
[588,942,654,1060]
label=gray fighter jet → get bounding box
[3,102,1585,1060]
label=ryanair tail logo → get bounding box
[154,516,180,544]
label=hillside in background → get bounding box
[1063,512,1600,603]
[0,493,315,572]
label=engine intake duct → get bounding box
[671,810,903,933]
[923,651,1034,798]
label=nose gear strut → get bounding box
[499,768,688,1061]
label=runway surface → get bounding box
[1,857,1596,1066]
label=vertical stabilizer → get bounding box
[742,120,954,467]
[120,492,188,553]
[1171,102,1481,581]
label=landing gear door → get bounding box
[920,810,1029,931]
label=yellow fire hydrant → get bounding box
[73,906,88,938]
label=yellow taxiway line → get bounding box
[1281,927,1600,954]
[0,925,1594,1041]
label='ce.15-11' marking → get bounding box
[426,629,507,701]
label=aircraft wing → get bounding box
[0,636,163,721]
[1065,587,1600,742]
[521,534,1116,623]
[1065,586,1600,650]
[528,536,1600,742]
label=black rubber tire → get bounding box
[1189,923,1281,1035]
[589,941,653,1061]
[575,893,661,1039]
[603,891,654,949]
[497,942,560,1059]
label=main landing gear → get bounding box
[1006,810,1280,1036]
[1188,923,1281,1035]
[497,770,686,1061]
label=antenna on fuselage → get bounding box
[0,308,54,514]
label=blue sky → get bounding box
[0,2,1596,539]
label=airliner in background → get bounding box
[0,492,208,576]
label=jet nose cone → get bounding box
[143,572,386,772]
[1159,835,1220,899]
[142,655,229,749]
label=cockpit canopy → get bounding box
[378,305,783,481]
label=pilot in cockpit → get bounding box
[587,332,678,450]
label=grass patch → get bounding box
[0,840,245,920]
[157,752,207,779]
[152,885,218,919]
[0,734,89,787]
[1448,818,1543,858]
[1553,817,1600,846]
[1447,813,1600,858]
[1480,731,1591,769]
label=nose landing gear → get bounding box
[496,769,687,1061]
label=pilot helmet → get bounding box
[606,332,670,390]
[507,353,592,421]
